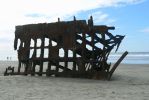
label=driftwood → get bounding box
[4,16,128,80]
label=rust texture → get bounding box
[5,16,127,80]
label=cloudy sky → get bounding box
[0,0,149,60]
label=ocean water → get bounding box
[108,52,149,64]
[1,52,149,67]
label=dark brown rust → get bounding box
[5,16,127,80]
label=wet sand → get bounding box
[0,61,149,100]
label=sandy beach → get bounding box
[0,61,149,100]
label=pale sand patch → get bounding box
[0,61,149,100]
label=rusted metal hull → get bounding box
[4,16,127,80]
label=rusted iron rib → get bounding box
[108,51,128,80]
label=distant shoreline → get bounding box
[110,52,149,54]
[0,60,149,66]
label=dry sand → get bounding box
[0,61,149,100]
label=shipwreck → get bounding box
[4,16,128,80]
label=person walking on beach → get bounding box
[7,57,9,61]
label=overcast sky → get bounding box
[0,0,149,60]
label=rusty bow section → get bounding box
[5,16,128,80]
